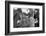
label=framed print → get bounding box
[5,1,45,35]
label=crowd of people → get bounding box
[13,8,39,28]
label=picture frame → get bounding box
[5,1,45,35]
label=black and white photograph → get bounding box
[5,1,45,35]
[13,8,39,28]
